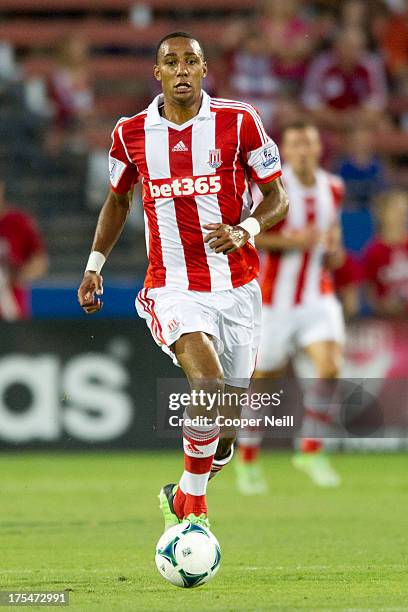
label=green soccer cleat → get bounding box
[292,452,341,488]
[158,483,180,531]
[235,460,268,495]
[185,513,210,530]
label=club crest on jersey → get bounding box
[261,146,279,169]
[208,149,222,169]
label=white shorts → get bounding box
[256,295,345,372]
[135,279,262,388]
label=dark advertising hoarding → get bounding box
[0,321,176,449]
[0,319,407,450]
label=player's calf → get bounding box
[173,419,220,520]
[209,438,235,479]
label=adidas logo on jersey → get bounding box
[172,140,188,152]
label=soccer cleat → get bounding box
[185,513,210,530]
[235,460,268,495]
[158,483,180,531]
[292,452,341,488]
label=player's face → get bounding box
[282,127,322,175]
[154,38,207,106]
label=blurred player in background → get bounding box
[77,33,288,530]
[0,179,48,320]
[236,122,346,494]
[363,190,408,317]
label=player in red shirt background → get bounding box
[0,180,48,320]
[77,32,289,531]
[363,190,408,317]
[236,122,346,493]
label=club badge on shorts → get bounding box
[167,318,181,340]
[208,149,222,169]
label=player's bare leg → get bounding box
[235,367,285,494]
[293,340,342,487]
[160,331,224,530]
[209,384,247,479]
[236,341,343,491]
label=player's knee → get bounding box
[176,332,224,386]
[189,363,224,389]
[186,369,224,419]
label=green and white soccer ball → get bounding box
[155,520,221,588]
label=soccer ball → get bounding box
[155,520,221,588]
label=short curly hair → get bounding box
[155,31,205,63]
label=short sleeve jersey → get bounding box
[259,166,344,306]
[364,237,408,303]
[0,208,45,319]
[108,91,282,291]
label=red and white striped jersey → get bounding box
[108,91,282,291]
[259,165,344,307]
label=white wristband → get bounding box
[238,217,261,238]
[85,251,106,274]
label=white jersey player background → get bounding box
[256,163,345,370]
[259,164,344,307]
[236,122,345,494]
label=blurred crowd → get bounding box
[221,1,407,186]
[0,0,407,319]
[218,0,408,320]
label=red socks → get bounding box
[300,438,323,453]
[239,444,260,463]
[174,420,220,518]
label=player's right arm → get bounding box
[78,118,138,314]
[255,225,322,252]
[77,189,132,314]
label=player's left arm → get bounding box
[204,108,288,255]
[250,176,289,231]
[204,177,288,255]
[324,176,347,270]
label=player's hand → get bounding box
[77,271,104,314]
[204,223,250,254]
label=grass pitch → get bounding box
[1,452,407,611]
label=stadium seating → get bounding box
[0,0,248,7]
[0,0,406,282]
[0,19,227,48]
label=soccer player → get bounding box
[236,121,345,493]
[77,32,288,529]
[0,179,48,320]
[363,190,408,317]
